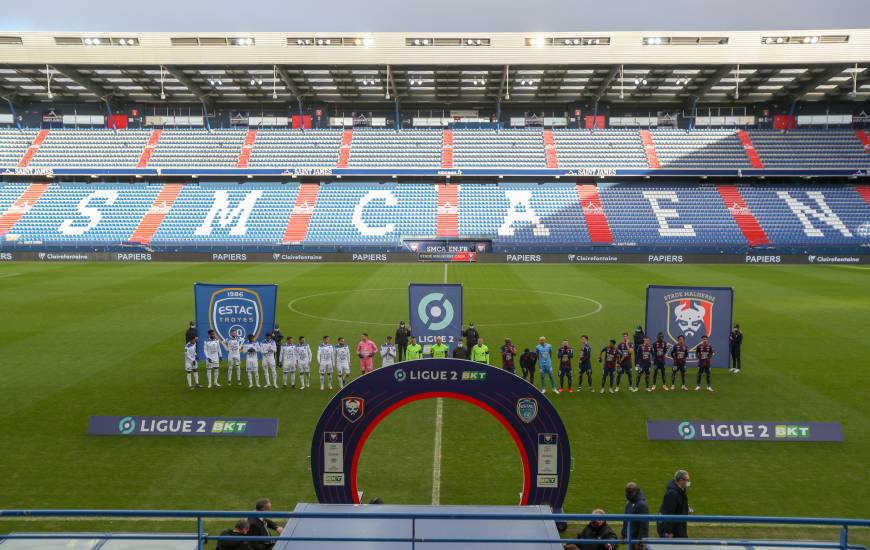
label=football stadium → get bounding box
[0,1,869,548]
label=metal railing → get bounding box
[0,509,867,549]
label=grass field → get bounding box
[0,261,868,541]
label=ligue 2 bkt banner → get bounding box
[644,285,733,368]
[194,283,278,360]
[409,283,464,354]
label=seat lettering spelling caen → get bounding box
[194,190,263,236]
[58,190,119,236]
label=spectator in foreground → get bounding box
[248,498,284,549]
[657,470,691,539]
[216,519,253,550]
[621,482,649,550]
[564,508,617,550]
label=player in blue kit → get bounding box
[651,332,669,391]
[535,337,556,394]
[615,332,635,392]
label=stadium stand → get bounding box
[28,129,152,168]
[0,128,869,171]
[2,181,867,249]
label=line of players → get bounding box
[532,331,715,395]
[183,330,393,391]
[183,328,715,394]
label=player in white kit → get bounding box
[261,333,278,388]
[204,330,223,388]
[184,337,200,390]
[280,336,297,388]
[296,336,311,389]
[335,337,351,388]
[317,335,336,391]
[381,335,396,367]
[222,329,244,385]
[243,334,261,388]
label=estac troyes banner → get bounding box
[645,285,733,368]
[88,416,278,437]
[193,283,278,360]
[409,283,463,354]
[647,420,843,442]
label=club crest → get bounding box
[209,287,264,341]
[666,297,714,350]
[516,397,539,423]
[342,397,365,423]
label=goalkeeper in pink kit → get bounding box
[357,333,378,374]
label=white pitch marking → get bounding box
[431,262,448,505]
[0,272,21,279]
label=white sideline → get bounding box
[431,263,448,505]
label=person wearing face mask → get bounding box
[564,508,617,550]
[621,482,649,550]
[452,340,470,360]
[657,470,692,539]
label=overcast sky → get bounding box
[4,0,870,32]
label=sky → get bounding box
[4,0,870,32]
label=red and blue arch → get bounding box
[310,359,571,509]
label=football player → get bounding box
[221,329,244,386]
[598,339,618,394]
[336,337,351,389]
[615,332,635,392]
[318,336,336,391]
[670,335,689,391]
[651,332,669,391]
[695,334,715,392]
[636,336,653,392]
[204,329,222,388]
[243,334,261,388]
[380,336,396,367]
[296,336,311,389]
[184,336,200,390]
[577,335,593,392]
[261,333,278,389]
[280,336,297,388]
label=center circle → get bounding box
[287,287,602,327]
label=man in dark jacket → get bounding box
[463,323,480,349]
[247,498,283,549]
[657,470,691,538]
[519,348,537,383]
[452,340,470,360]
[729,324,743,373]
[565,509,618,550]
[272,324,284,346]
[185,321,197,344]
[216,519,254,550]
[632,326,645,366]
[621,482,649,549]
[395,321,411,362]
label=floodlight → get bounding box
[93,38,101,45]
[534,36,546,47]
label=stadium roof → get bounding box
[0,30,867,105]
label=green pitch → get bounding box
[1,262,869,528]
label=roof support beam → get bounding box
[591,65,620,101]
[276,66,304,99]
[164,66,213,106]
[777,65,847,101]
[825,67,869,99]
[685,65,732,107]
[52,66,115,101]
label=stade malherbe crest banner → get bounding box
[409,283,463,354]
[193,283,278,360]
[645,285,733,368]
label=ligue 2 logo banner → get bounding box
[644,285,733,368]
[194,283,278,361]
[408,283,463,354]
